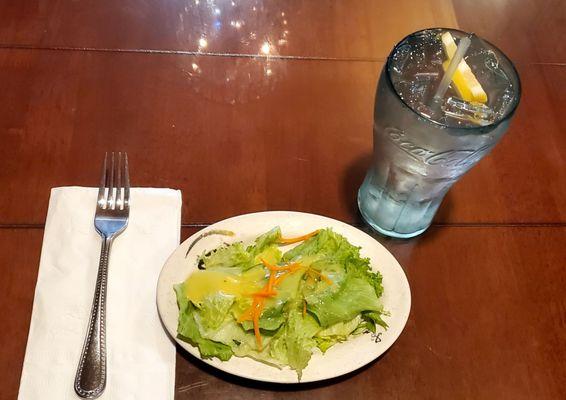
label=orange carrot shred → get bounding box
[237,309,253,322]
[261,258,291,271]
[273,275,284,286]
[269,265,291,271]
[274,271,293,286]
[240,260,308,351]
[252,289,277,297]
[319,273,333,285]
[286,262,302,272]
[238,298,258,322]
[308,268,333,285]
[278,230,320,245]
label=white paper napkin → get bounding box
[18,187,182,400]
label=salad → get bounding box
[174,227,388,379]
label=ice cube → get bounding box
[391,44,412,74]
[483,49,510,82]
[415,103,435,119]
[430,47,445,65]
[493,87,516,118]
[412,73,437,97]
[411,46,427,68]
[399,72,440,106]
[415,72,439,79]
[441,96,496,126]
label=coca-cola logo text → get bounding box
[385,127,492,168]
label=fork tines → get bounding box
[97,152,130,211]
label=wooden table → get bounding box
[1,1,565,399]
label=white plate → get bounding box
[157,211,411,383]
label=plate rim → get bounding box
[157,210,411,383]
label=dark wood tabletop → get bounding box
[1,1,565,399]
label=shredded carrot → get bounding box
[241,260,306,350]
[308,268,333,285]
[273,266,300,286]
[252,289,278,297]
[269,265,291,271]
[252,298,264,350]
[278,229,320,245]
[273,274,287,286]
[237,298,257,322]
[261,258,291,271]
[318,273,333,285]
[286,262,303,272]
[273,263,303,286]
[237,310,253,323]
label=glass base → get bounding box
[359,207,429,239]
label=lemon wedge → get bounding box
[441,32,487,103]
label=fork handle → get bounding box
[75,237,112,399]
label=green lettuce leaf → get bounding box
[174,283,233,361]
[362,310,389,330]
[268,308,321,380]
[316,315,363,339]
[241,305,286,331]
[268,327,289,365]
[194,292,235,330]
[269,310,320,380]
[314,315,364,353]
[198,317,286,368]
[199,227,283,271]
[251,244,281,267]
[247,227,282,267]
[343,254,384,298]
[283,228,359,263]
[200,242,252,270]
[197,318,255,348]
[313,337,335,353]
[283,310,320,380]
[283,229,383,295]
[248,227,281,256]
[285,228,386,329]
[305,274,382,327]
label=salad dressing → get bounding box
[184,269,264,304]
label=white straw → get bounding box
[433,36,472,101]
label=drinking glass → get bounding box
[358,28,521,238]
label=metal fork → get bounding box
[74,152,130,399]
